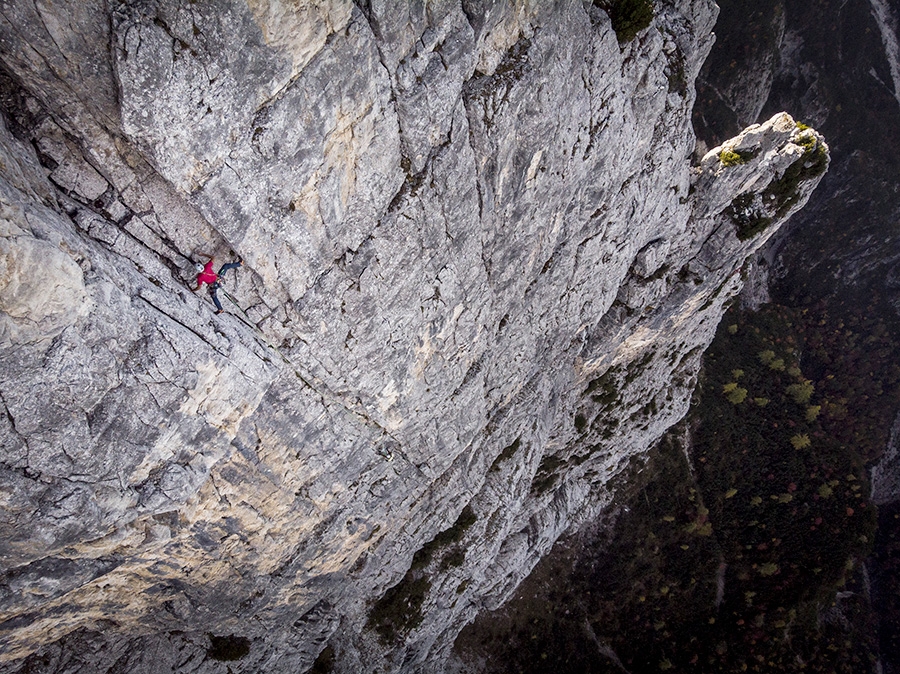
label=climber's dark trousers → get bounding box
[209,261,241,311]
[208,282,223,311]
[218,261,241,277]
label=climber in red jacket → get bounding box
[193,256,242,314]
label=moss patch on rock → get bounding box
[594,0,655,43]
[368,505,478,643]
[726,192,773,240]
[719,147,759,166]
[366,573,432,644]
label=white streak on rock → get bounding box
[869,0,900,109]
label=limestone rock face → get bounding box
[0,2,827,672]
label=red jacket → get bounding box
[196,260,218,286]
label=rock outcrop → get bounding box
[0,2,827,672]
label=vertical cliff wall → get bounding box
[0,1,828,672]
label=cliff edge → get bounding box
[0,2,827,672]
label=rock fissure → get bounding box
[135,295,230,361]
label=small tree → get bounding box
[726,386,748,404]
[595,0,655,43]
[786,380,814,404]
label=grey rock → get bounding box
[872,411,900,506]
[0,1,828,672]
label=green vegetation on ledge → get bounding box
[726,192,773,240]
[490,437,522,471]
[594,0,655,43]
[719,148,759,166]
[367,506,477,643]
[725,134,828,240]
[763,135,828,218]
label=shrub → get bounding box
[762,139,828,217]
[719,147,759,167]
[726,386,748,404]
[367,573,431,643]
[440,548,466,570]
[586,366,621,407]
[309,646,335,674]
[412,505,478,569]
[758,562,779,576]
[785,380,814,404]
[490,437,521,471]
[574,414,588,433]
[594,0,654,43]
[531,454,566,494]
[368,503,480,642]
[719,149,744,166]
[207,635,251,662]
[727,193,772,240]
